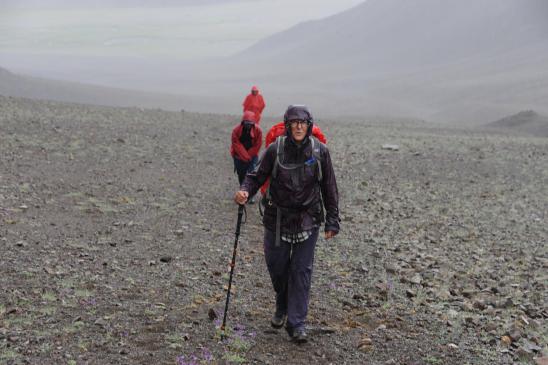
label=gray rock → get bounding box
[382,144,400,151]
[521,339,542,353]
[408,273,423,285]
[508,329,522,342]
[473,300,487,311]
[462,288,475,299]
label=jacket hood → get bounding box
[242,110,257,123]
[283,104,314,140]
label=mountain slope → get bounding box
[0,0,245,8]
[237,0,548,73]
[2,0,548,123]
[0,66,230,113]
[217,0,548,123]
[486,110,548,136]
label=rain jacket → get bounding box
[260,122,327,195]
[241,135,340,234]
[230,119,263,162]
[243,89,266,123]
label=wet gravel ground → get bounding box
[0,95,546,364]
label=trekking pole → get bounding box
[220,204,245,339]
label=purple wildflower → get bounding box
[202,348,213,361]
[233,323,245,331]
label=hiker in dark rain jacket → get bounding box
[234,104,340,343]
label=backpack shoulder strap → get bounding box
[310,136,322,182]
[271,135,285,180]
[266,135,285,201]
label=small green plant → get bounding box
[166,333,184,350]
[74,289,92,298]
[424,356,442,364]
[77,340,89,352]
[228,336,252,353]
[59,277,76,288]
[413,286,428,307]
[222,352,246,364]
[39,342,52,355]
[144,308,157,317]
[64,321,85,334]
[5,314,35,327]
[39,306,57,316]
[42,291,57,302]
[0,349,19,361]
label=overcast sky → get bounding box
[0,0,365,61]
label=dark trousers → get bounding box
[263,228,319,331]
[233,156,258,185]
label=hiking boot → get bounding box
[292,328,308,344]
[285,325,308,343]
[285,324,294,337]
[271,313,286,329]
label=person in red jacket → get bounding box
[242,85,266,124]
[230,111,263,192]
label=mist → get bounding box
[1,0,548,125]
[1,3,548,362]
[0,0,364,62]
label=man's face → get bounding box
[289,119,309,142]
[251,90,258,95]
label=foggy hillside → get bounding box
[2,0,548,124]
[0,0,246,8]
[0,66,231,112]
[204,0,548,123]
[486,110,548,137]
[237,0,548,72]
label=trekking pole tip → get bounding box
[220,328,228,340]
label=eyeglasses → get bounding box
[289,119,309,127]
